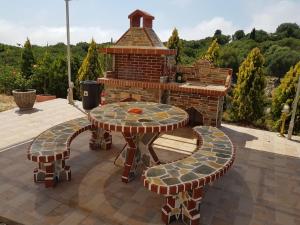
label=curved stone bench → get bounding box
[142,126,235,225]
[27,117,113,188]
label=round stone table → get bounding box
[89,102,189,183]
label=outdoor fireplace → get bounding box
[99,9,232,127]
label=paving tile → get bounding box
[0,121,300,225]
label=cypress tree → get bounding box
[271,61,300,131]
[167,28,183,65]
[77,39,103,81]
[20,38,35,79]
[31,50,52,94]
[231,47,266,122]
[203,38,220,64]
[250,28,256,40]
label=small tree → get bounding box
[250,28,256,40]
[203,38,220,64]
[77,39,103,81]
[20,38,35,79]
[31,51,53,94]
[167,28,183,65]
[233,30,245,40]
[231,47,266,122]
[271,61,300,132]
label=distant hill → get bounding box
[1,22,300,80]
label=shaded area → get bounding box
[0,128,300,225]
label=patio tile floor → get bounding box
[0,124,300,225]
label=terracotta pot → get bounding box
[12,89,36,110]
[36,94,56,102]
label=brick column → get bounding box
[89,126,112,150]
[161,187,204,225]
[121,132,140,183]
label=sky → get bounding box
[0,0,300,46]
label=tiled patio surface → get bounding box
[0,99,84,150]
[0,124,300,225]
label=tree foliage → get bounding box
[231,48,266,122]
[265,45,300,78]
[77,39,103,82]
[20,38,35,79]
[213,29,230,45]
[167,28,183,64]
[31,50,53,94]
[203,38,220,64]
[271,61,300,132]
[276,23,300,38]
[233,30,245,40]
[250,28,256,40]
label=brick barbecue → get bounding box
[99,9,232,127]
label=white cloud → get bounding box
[0,19,120,46]
[158,17,237,41]
[248,0,300,32]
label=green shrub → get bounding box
[20,38,35,79]
[231,47,266,122]
[0,65,19,94]
[271,61,300,133]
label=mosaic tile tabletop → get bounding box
[143,126,235,195]
[28,117,90,162]
[88,102,189,134]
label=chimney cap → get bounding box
[128,9,155,20]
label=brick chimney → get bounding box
[128,9,155,29]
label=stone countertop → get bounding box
[98,78,229,96]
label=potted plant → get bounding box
[12,74,36,110]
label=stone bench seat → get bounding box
[142,126,235,225]
[27,117,92,188]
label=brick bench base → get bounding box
[28,117,112,188]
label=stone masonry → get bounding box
[99,9,232,127]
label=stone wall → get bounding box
[169,91,223,127]
[177,60,232,87]
[105,86,160,103]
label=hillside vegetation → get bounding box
[0,22,299,133]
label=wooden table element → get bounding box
[88,102,189,183]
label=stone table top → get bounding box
[88,102,189,134]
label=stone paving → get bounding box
[0,123,300,225]
[0,99,84,150]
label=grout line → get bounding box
[0,139,33,153]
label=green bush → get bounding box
[231,47,266,122]
[271,61,300,133]
[0,65,19,94]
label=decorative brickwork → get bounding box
[169,91,224,127]
[104,86,159,103]
[177,60,232,87]
[115,54,165,82]
[88,102,189,182]
[28,117,111,188]
[99,10,232,127]
[142,126,235,225]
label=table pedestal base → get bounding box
[162,187,203,225]
[89,127,112,150]
[117,132,160,183]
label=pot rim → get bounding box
[13,89,36,93]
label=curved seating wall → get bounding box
[27,117,91,163]
[142,126,235,195]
